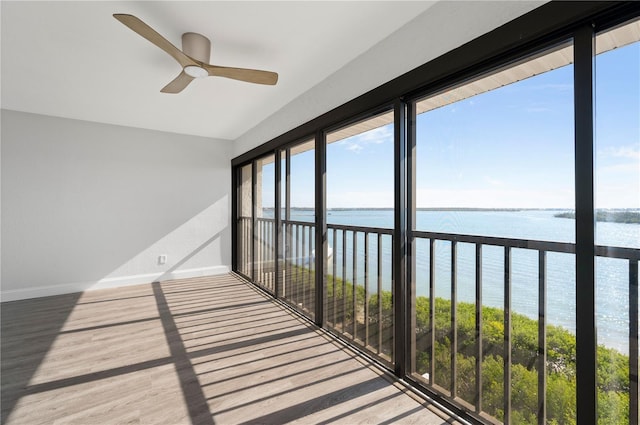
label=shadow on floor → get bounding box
[1,292,81,424]
[2,275,459,424]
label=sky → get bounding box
[260,38,639,210]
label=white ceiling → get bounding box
[1,1,436,141]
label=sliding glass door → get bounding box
[595,19,640,425]
[410,41,577,424]
[325,110,395,365]
[280,139,316,319]
[253,155,276,293]
[236,164,252,278]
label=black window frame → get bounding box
[231,3,640,424]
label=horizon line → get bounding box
[260,207,639,211]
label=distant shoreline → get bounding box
[263,207,639,213]
[264,207,561,211]
[554,210,640,224]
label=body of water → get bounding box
[274,208,639,353]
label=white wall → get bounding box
[0,2,547,302]
[1,110,232,301]
[233,0,545,157]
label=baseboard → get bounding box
[157,265,230,282]
[0,265,230,302]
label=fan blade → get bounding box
[203,64,278,85]
[160,71,195,93]
[113,14,195,68]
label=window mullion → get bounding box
[574,23,597,425]
[394,98,408,377]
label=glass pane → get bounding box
[237,164,252,278]
[290,140,315,223]
[325,111,395,365]
[595,18,640,425]
[327,111,394,228]
[411,41,576,423]
[254,155,276,293]
[281,139,316,319]
[414,46,576,243]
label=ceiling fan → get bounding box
[113,14,278,93]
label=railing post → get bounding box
[475,243,483,413]
[631,260,639,425]
[365,232,370,347]
[504,246,512,424]
[333,228,338,327]
[343,231,348,334]
[429,239,436,384]
[315,130,326,326]
[274,151,281,299]
[451,241,458,398]
[353,231,358,339]
[298,225,303,305]
[538,251,547,425]
[251,161,257,282]
[302,226,307,308]
[378,233,383,354]
[574,23,597,425]
[285,149,291,301]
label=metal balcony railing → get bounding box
[411,230,639,424]
[237,216,252,278]
[254,217,276,294]
[326,224,395,366]
[281,219,316,318]
[239,215,639,425]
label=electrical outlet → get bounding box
[158,255,167,265]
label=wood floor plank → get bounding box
[2,274,460,424]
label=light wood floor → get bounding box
[2,274,460,425]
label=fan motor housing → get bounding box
[182,32,211,63]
